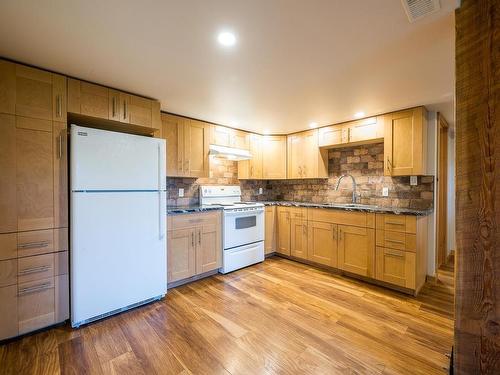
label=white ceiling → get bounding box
[0,0,456,133]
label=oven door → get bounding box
[224,208,264,249]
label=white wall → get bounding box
[426,112,437,276]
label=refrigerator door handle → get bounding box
[158,144,165,240]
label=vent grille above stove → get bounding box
[401,0,440,22]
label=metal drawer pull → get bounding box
[19,265,51,275]
[386,250,405,258]
[58,134,63,159]
[18,282,52,296]
[112,97,117,117]
[386,239,405,245]
[18,241,50,249]
[191,232,194,247]
[198,230,201,246]
[386,221,405,226]
[56,95,62,117]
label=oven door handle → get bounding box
[224,209,264,217]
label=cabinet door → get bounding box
[161,113,182,176]
[196,223,221,274]
[0,114,17,233]
[184,120,208,178]
[348,117,382,143]
[375,247,415,289]
[232,130,249,150]
[318,125,347,147]
[53,122,68,228]
[0,60,16,114]
[16,117,54,232]
[287,134,303,178]
[0,285,18,340]
[67,79,109,119]
[249,134,263,179]
[167,229,196,283]
[290,218,308,260]
[14,65,54,121]
[384,107,427,176]
[262,136,286,179]
[127,94,153,127]
[277,208,290,255]
[210,125,232,147]
[52,74,67,122]
[264,206,276,254]
[338,225,375,277]
[307,222,338,267]
[302,129,319,178]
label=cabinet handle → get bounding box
[303,165,307,177]
[198,230,201,246]
[298,166,302,177]
[386,249,405,257]
[339,229,343,241]
[387,157,392,172]
[250,165,254,177]
[123,100,127,120]
[386,221,404,226]
[112,97,117,117]
[332,226,336,240]
[56,95,62,118]
[18,241,50,249]
[347,127,351,142]
[58,133,63,159]
[191,231,194,247]
[19,265,51,275]
[386,239,405,245]
[18,281,52,296]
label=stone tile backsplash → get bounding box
[167,143,434,210]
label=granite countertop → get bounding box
[167,205,223,215]
[252,201,433,216]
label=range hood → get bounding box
[208,144,252,161]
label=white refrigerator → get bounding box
[70,125,167,328]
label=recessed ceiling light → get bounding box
[217,31,236,47]
[354,111,365,119]
[309,122,318,128]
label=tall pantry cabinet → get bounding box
[0,60,69,340]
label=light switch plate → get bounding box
[258,187,263,195]
[410,176,418,186]
[382,187,389,197]
[178,188,184,197]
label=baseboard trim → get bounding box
[167,269,219,289]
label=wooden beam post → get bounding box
[455,0,500,373]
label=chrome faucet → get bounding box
[335,174,359,204]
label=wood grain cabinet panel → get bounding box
[262,136,287,179]
[277,207,291,256]
[17,277,55,334]
[196,224,221,274]
[338,225,375,278]
[290,218,308,260]
[318,125,347,147]
[264,206,276,254]
[18,253,54,284]
[160,113,181,176]
[53,122,68,228]
[17,229,54,258]
[0,233,17,261]
[0,259,17,287]
[210,125,249,149]
[307,222,338,267]
[375,247,416,289]
[183,120,209,178]
[287,129,328,179]
[0,60,16,114]
[0,285,18,340]
[238,133,263,179]
[0,114,17,233]
[167,228,196,283]
[68,79,109,120]
[384,107,427,176]
[55,274,69,322]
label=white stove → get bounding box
[200,186,264,273]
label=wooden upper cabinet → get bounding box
[338,225,375,278]
[318,117,383,148]
[53,122,68,228]
[307,221,338,267]
[183,119,209,178]
[160,114,208,178]
[384,107,428,176]
[0,61,66,121]
[68,79,109,119]
[0,114,17,233]
[68,78,161,131]
[262,136,286,179]
[210,125,250,150]
[238,134,263,179]
[288,129,328,179]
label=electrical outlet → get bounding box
[258,187,263,195]
[382,187,389,197]
[410,176,418,186]
[178,188,184,197]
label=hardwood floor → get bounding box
[0,256,454,374]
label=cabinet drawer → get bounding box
[376,230,416,252]
[0,285,18,340]
[18,253,54,284]
[18,277,55,334]
[172,211,221,230]
[17,229,54,257]
[308,208,375,228]
[0,233,17,261]
[0,259,17,287]
[375,214,416,233]
[375,247,415,289]
[289,207,307,219]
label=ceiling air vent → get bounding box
[401,0,441,22]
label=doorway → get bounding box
[436,113,449,271]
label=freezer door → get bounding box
[71,191,167,326]
[71,125,166,191]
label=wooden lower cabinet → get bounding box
[290,218,308,260]
[338,225,375,278]
[307,221,337,267]
[277,207,291,256]
[264,206,276,254]
[167,211,221,285]
[375,247,416,289]
[0,285,18,340]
